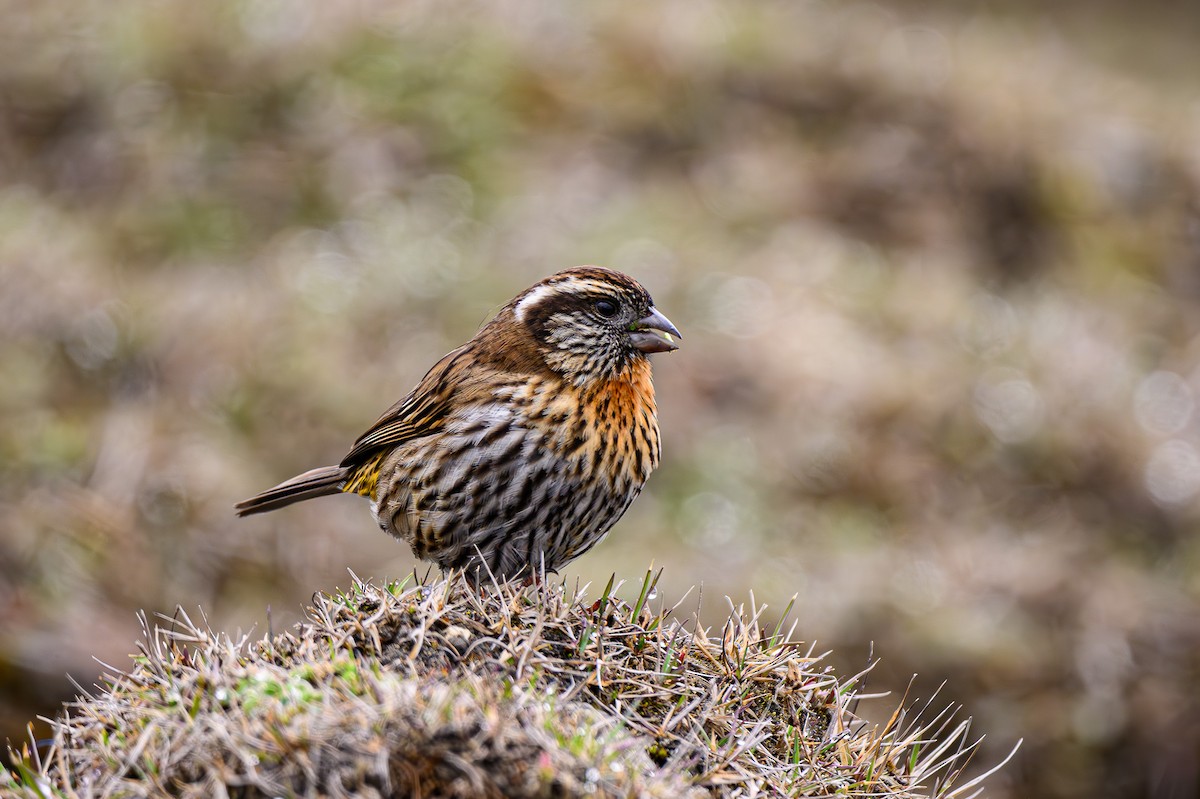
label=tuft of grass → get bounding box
[3,571,1011,797]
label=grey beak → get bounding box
[629,306,682,354]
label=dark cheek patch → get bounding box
[527,296,580,342]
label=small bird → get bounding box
[236,266,680,581]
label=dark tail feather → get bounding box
[235,465,350,516]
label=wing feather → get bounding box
[339,346,471,466]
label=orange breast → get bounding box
[583,359,660,488]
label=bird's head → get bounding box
[498,266,681,383]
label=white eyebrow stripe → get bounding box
[513,277,620,322]
[514,283,561,322]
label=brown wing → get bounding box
[339,346,471,467]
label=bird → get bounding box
[235,266,680,581]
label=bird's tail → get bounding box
[235,465,350,516]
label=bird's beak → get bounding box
[629,307,682,353]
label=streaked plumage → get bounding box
[236,266,680,580]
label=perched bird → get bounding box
[236,266,680,581]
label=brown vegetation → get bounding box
[3,573,996,797]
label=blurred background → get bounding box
[2,1,1200,796]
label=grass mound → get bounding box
[4,571,1003,797]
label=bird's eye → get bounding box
[594,299,619,318]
